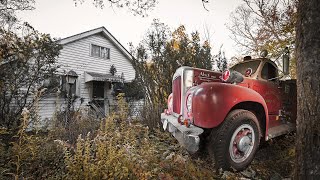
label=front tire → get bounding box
[208,109,261,171]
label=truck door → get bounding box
[253,62,282,127]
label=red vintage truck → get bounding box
[161,50,296,171]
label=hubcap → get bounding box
[238,135,251,152]
[229,124,255,163]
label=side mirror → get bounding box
[282,47,290,75]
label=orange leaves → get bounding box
[131,20,212,107]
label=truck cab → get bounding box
[161,52,296,171]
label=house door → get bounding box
[92,81,105,115]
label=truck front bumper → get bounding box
[161,113,204,153]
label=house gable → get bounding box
[56,27,135,82]
[59,27,132,61]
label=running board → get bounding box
[267,123,295,140]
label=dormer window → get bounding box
[91,44,110,59]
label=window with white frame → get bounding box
[91,44,110,59]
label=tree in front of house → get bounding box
[228,0,297,77]
[130,19,212,107]
[0,0,35,29]
[0,24,62,129]
[295,0,320,178]
[122,78,145,100]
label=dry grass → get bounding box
[0,94,295,179]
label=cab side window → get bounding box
[261,62,277,80]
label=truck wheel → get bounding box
[208,109,261,171]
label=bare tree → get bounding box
[228,0,297,77]
[295,0,320,178]
[74,0,210,17]
[74,0,157,17]
[0,0,35,29]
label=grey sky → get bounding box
[18,0,243,58]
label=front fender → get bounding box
[192,82,268,128]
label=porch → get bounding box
[84,71,123,118]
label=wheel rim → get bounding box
[229,124,255,163]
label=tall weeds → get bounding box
[1,93,216,179]
[139,103,163,130]
[60,93,215,179]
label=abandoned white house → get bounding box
[38,27,136,120]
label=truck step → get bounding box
[267,123,295,140]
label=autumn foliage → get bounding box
[130,19,212,107]
[229,0,297,77]
[59,94,214,179]
[0,94,217,179]
[0,24,61,129]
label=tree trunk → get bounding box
[295,0,320,178]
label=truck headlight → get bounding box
[186,93,193,112]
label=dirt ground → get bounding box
[189,133,296,179]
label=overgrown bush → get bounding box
[0,87,296,179]
[51,109,101,144]
[0,108,66,179]
[139,103,163,130]
[0,24,62,130]
[61,118,215,179]
[0,96,100,179]
[0,93,219,179]
[59,94,215,179]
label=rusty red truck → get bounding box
[161,50,296,171]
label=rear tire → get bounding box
[208,109,261,171]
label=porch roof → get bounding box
[84,72,122,82]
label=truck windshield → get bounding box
[230,60,261,75]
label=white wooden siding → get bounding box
[57,34,135,104]
[38,96,64,120]
[57,34,135,79]
[38,32,135,121]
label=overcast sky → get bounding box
[18,0,243,58]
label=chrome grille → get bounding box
[172,76,181,114]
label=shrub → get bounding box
[1,108,66,179]
[0,96,100,179]
[50,109,101,144]
[0,25,61,130]
[61,115,215,179]
[60,94,216,179]
[139,103,162,130]
[0,92,217,179]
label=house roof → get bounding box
[58,27,133,60]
